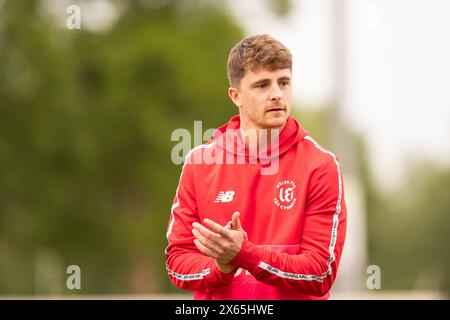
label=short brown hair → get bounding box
[227,34,292,87]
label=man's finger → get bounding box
[203,218,231,238]
[192,229,222,253]
[194,239,219,259]
[192,222,221,241]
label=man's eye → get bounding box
[256,83,267,88]
[280,81,290,86]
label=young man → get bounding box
[165,34,347,299]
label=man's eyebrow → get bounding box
[251,76,291,86]
[251,79,270,86]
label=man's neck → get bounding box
[239,120,285,152]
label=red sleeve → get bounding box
[165,155,236,291]
[230,155,347,297]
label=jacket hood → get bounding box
[213,115,308,162]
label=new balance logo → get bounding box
[215,191,235,203]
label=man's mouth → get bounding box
[267,108,286,112]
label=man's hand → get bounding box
[192,212,246,268]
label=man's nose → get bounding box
[269,84,282,100]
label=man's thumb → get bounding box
[231,211,242,230]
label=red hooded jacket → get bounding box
[165,115,347,299]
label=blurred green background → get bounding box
[0,0,448,297]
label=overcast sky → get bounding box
[46,0,450,189]
[228,0,450,189]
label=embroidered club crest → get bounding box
[274,180,297,210]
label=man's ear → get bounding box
[228,87,242,107]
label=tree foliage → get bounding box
[0,0,241,294]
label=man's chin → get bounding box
[263,115,288,129]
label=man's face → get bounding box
[230,67,292,130]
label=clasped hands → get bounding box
[192,211,248,273]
